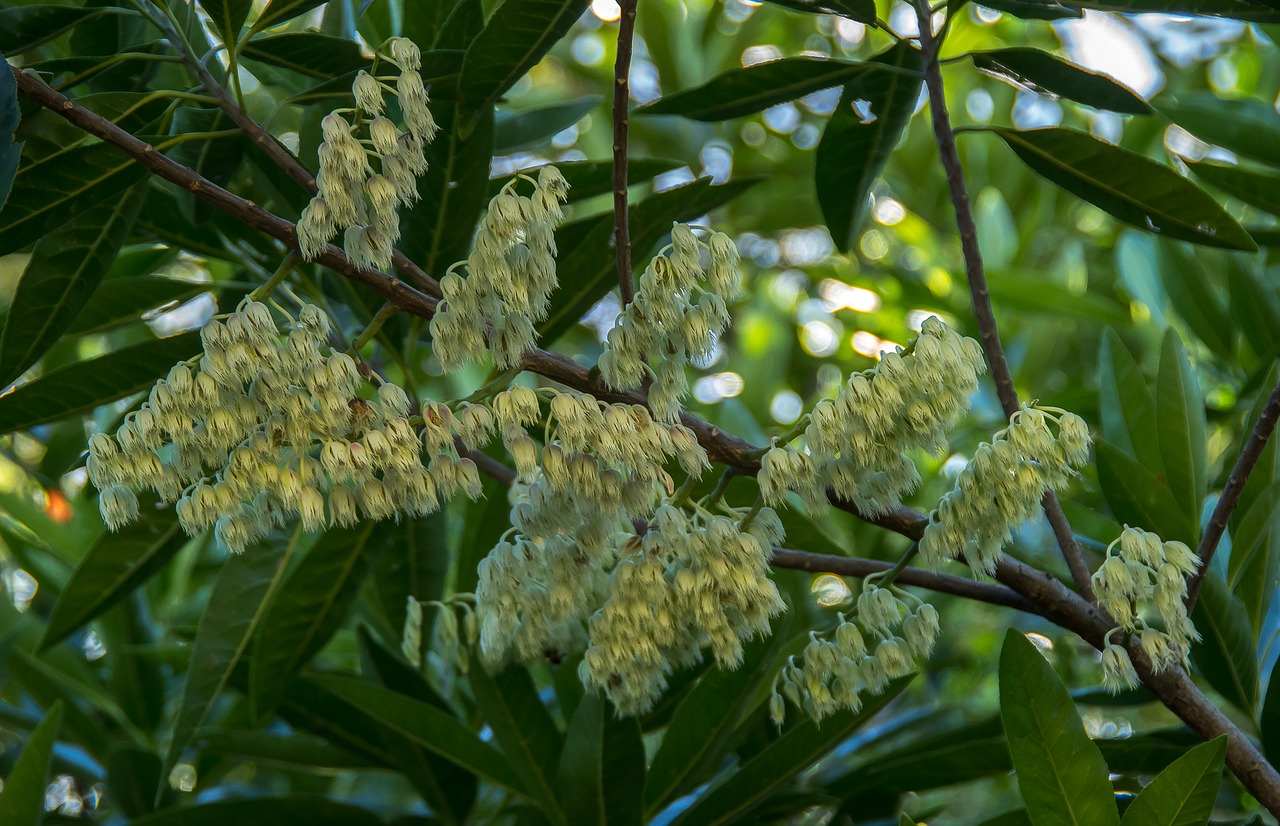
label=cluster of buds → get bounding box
[1095,526,1201,691]
[771,583,939,723]
[581,505,786,715]
[296,37,437,270]
[430,167,571,370]
[598,224,742,422]
[87,299,481,553]
[758,317,986,517]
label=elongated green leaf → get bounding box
[1000,630,1119,826]
[0,6,116,54]
[760,0,877,20]
[1155,331,1206,532]
[487,158,681,201]
[639,58,883,122]
[972,0,1083,19]
[1188,161,1280,216]
[1190,572,1258,714]
[369,512,450,641]
[0,142,147,257]
[1096,439,1194,543]
[252,0,330,33]
[6,651,114,758]
[309,673,532,794]
[240,33,368,79]
[40,513,187,651]
[0,54,20,216]
[1119,736,1225,826]
[249,521,385,718]
[107,746,165,819]
[202,0,254,45]
[195,729,375,768]
[0,702,62,826]
[1231,363,1280,632]
[1161,248,1235,358]
[557,692,645,826]
[540,176,761,346]
[163,531,296,782]
[0,331,200,434]
[495,95,603,153]
[985,127,1256,250]
[1159,93,1280,168]
[66,277,212,336]
[1099,332,1156,467]
[674,679,910,825]
[0,186,145,388]
[987,269,1131,327]
[817,43,922,252]
[1262,656,1280,764]
[471,666,563,815]
[1061,0,1280,19]
[128,796,382,826]
[1226,258,1280,361]
[458,0,589,121]
[972,48,1150,114]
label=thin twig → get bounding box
[612,0,639,306]
[1186,376,1280,610]
[910,1,1094,604]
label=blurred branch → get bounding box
[612,0,639,306]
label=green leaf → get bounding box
[107,746,165,819]
[487,158,682,201]
[673,679,911,825]
[1230,363,1280,631]
[470,666,564,815]
[999,630,1119,826]
[972,48,1150,114]
[0,331,200,434]
[971,0,1083,18]
[1160,247,1235,358]
[458,0,589,122]
[1060,0,1280,19]
[0,702,62,826]
[0,6,117,55]
[201,0,254,45]
[163,530,297,782]
[369,512,450,642]
[1095,439,1195,544]
[126,796,383,826]
[817,43,922,252]
[66,276,213,336]
[1155,330,1207,533]
[0,142,148,257]
[1226,258,1280,361]
[1118,736,1225,826]
[5,651,115,758]
[1190,572,1258,715]
[495,96,603,153]
[638,58,885,122]
[249,521,385,718]
[309,673,533,795]
[987,269,1132,327]
[540,176,761,346]
[251,0,330,33]
[195,729,375,768]
[985,127,1256,251]
[0,185,145,388]
[1158,93,1280,168]
[40,512,188,651]
[557,692,646,826]
[240,33,369,79]
[1188,162,1280,216]
[759,0,877,21]
[1098,329,1161,469]
[1262,656,1280,764]
[0,52,20,216]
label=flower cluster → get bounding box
[87,300,480,553]
[598,224,742,422]
[1094,526,1201,691]
[771,583,939,723]
[429,167,571,370]
[758,317,986,517]
[917,404,1090,576]
[296,37,437,270]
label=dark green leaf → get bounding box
[240,33,368,79]
[0,142,148,257]
[1230,363,1280,632]
[66,277,213,336]
[973,0,1083,18]
[0,6,117,55]
[1188,162,1280,216]
[1158,93,1280,168]
[495,95,603,153]
[972,48,1150,114]
[0,186,145,388]
[107,746,164,819]
[487,158,682,201]
[674,679,911,825]
[1262,656,1280,764]
[0,53,20,215]
[1226,259,1280,361]
[6,651,113,757]
[1154,330,1206,532]
[1099,329,1174,471]
[817,43,922,252]
[557,692,645,826]
[985,127,1256,250]
[1190,572,1258,714]
[759,0,878,21]
[999,630,1119,826]
[126,796,382,826]
[0,331,200,434]
[1061,0,1280,19]
[201,0,254,45]
[169,108,246,224]
[164,531,297,780]
[0,702,62,826]
[1160,247,1235,358]
[458,0,589,122]
[540,176,761,346]
[369,512,450,642]
[434,0,485,50]
[249,521,385,718]
[309,673,532,794]
[471,666,564,815]
[1095,439,1195,544]
[1118,736,1225,826]
[195,729,376,768]
[639,57,885,122]
[252,0,330,33]
[40,512,188,651]
[401,0,457,48]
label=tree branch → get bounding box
[1186,376,1280,610]
[612,0,639,306]
[910,2,1094,605]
